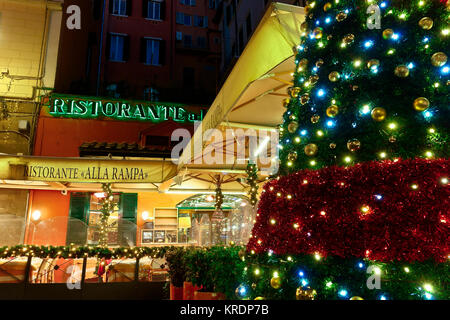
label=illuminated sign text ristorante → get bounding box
[48,95,205,123]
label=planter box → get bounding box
[170,283,183,300]
[193,291,226,300]
[183,281,202,300]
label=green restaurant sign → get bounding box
[47,94,206,123]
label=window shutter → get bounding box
[119,193,138,246]
[126,0,132,16]
[66,193,90,245]
[159,40,166,65]
[140,38,147,63]
[123,35,130,61]
[160,1,166,20]
[109,0,114,14]
[142,0,148,18]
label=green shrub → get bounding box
[165,247,188,287]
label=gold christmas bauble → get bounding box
[300,21,308,32]
[291,87,301,98]
[394,65,410,78]
[326,105,339,117]
[304,144,318,156]
[309,75,319,85]
[251,283,257,290]
[270,277,282,289]
[389,136,397,143]
[315,59,324,68]
[371,107,387,122]
[238,249,246,260]
[350,296,364,300]
[367,59,380,70]
[431,52,448,67]
[347,139,361,152]
[327,35,333,41]
[336,12,347,22]
[382,28,394,39]
[254,297,265,300]
[418,17,433,30]
[288,121,299,133]
[313,27,323,39]
[311,114,320,124]
[323,2,332,11]
[328,71,340,82]
[289,114,296,120]
[296,287,317,300]
[298,58,308,68]
[343,33,355,45]
[288,151,298,162]
[300,93,310,105]
[329,143,337,149]
[413,97,430,111]
[282,98,290,108]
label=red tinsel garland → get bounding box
[247,158,449,262]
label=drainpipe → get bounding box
[96,0,107,96]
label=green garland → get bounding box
[0,245,170,260]
[246,163,259,207]
[99,183,115,247]
[215,186,223,211]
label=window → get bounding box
[197,37,206,48]
[246,13,252,39]
[176,31,183,41]
[183,34,192,48]
[176,12,184,24]
[87,193,121,245]
[109,34,127,61]
[181,0,196,6]
[183,14,192,26]
[111,0,128,16]
[209,0,216,9]
[146,1,161,20]
[194,15,204,27]
[143,38,161,65]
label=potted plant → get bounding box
[182,247,202,300]
[209,245,246,300]
[165,247,187,300]
[184,247,222,300]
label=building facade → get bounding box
[0,0,63,245]
[216,0,305,82]
[55,0,221,105]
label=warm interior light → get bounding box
[94,192,106,198]
[142,211,150,221]
[32,210,41,221]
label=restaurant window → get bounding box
[110,0,129,16]
[108,33,129,62]
[144,0,162,20]
[67,192,137,246]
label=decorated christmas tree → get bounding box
[239,0,449,300]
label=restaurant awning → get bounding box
[178,2,305,172]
